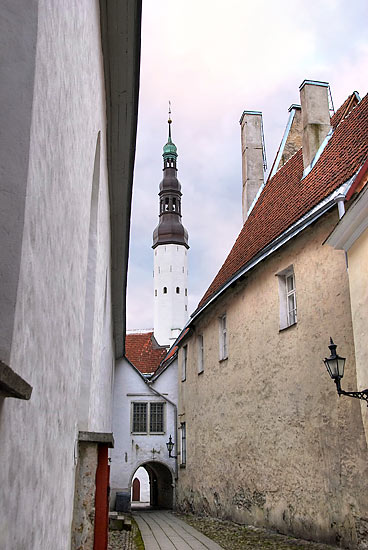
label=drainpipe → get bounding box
[335,193,348,268]
[145,379,178,480]
[335,194,346,219]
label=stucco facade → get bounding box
[0,2,141,549]
[177,209,368,548]
[111,357,178,509]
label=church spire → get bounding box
[152,107,189,249]
[152,106,189,346]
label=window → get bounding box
[197,334,204,374]
[155,289,157,297]
[176,287,180,294]
[163,287,167,294]
[182,345,187,381]
[132,402,165,434]
[180,422,186,465]
[132,403,147,433]
[185,288,187,296]
[278,266,297,329]
[219,314,227,360]
[150,403,164,433]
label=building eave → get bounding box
[188,177,355,329]
[326,183,368,251]
[99,0,142,359]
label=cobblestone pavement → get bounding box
[108,510,339,550]
[177,513,338,550]
[108,521,137,550]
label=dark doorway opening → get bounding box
[130,461,173,510]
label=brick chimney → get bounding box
[299,80,331,169]
[239,111,265,223]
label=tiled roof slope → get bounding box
[198,94,368,309]
[125,332,168,374]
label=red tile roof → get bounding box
[125,332,168,374]
[198,93,368,310]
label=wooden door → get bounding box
[132,477,140,501]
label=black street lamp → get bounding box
[166,435,177,458]
[323,338,368,405]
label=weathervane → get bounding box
[168,100,172,138]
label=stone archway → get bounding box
[130,461,174,509]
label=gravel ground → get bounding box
[175,513,338,550]
[108,521,139,550]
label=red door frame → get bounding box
[93,444,109,550]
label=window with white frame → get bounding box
[180,422,186,465]
[219,314,228,360]
[197,334,204,374]
[131,402,165,434]
[182,345,187,381]
[277,266,297,330]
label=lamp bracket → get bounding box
[335,379,368,406]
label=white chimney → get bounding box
[239,111,265,223]
[299,80,331,169]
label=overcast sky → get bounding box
[126,0,368,330]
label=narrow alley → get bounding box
[109,511,339,550]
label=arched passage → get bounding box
[130,461,174,510]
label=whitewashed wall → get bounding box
[153,244,188,346]
[0,2,115,549]
[110,357,178,501]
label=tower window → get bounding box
[155,290,157,297]
[185,288,187,296]
[165,198,169,211]
[163,287,167,294]
[176,287,180,294]
[173,198,176,211]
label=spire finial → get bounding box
[168,101,172,139]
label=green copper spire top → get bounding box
[163,101,177,159]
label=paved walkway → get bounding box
[133,510,224,550]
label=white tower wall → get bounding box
[153,243,188,346]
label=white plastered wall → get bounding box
[110,357,178,501]
[153,244,188,346]
[0,2,115,548]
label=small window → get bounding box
[165,198,169,211]
[132,403,147,433]
[176,287,180,294]
[219,314,227,360]
[163,287,167,294]
[182,345,187,381]
[185,288,187,296]
[185,305,187,311]
[180,422,186,465]
[170,265,172,272]
[182,266,184,273]
[278,266,297,330]
[150,403,164,433]
[155,289,157,297]
[198,334,204,374]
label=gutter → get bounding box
[145,380,178,480]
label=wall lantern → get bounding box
[323,338,368,405]
[166,435,177,458]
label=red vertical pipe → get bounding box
[94,444,109,550]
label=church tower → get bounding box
[153,109,189,347]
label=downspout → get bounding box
[335,193,347,267]
[335,194,346,219]
[144,379,178,480]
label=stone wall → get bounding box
[177,209,368,548]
